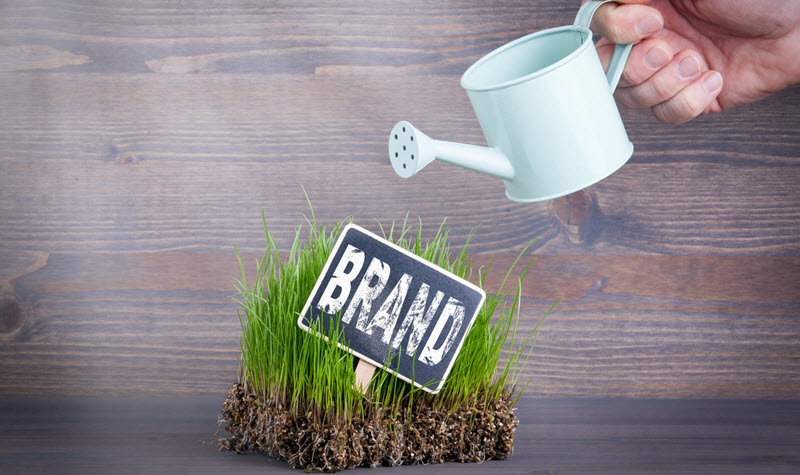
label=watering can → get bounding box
[389,0,634,202]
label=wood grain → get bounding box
[1,0,799,398]
[1,251,797,397]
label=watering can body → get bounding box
[389,0,634,203]
[462,25,633,202]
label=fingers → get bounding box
[590,2,663,44]
[614,48,722,123]
[588,1,724,124]
[651,71,723,124]
[616,49,708,109]
[612,47,724,124]
[597,37,673,87]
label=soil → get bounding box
[219,383,519,472]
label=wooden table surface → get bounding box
[2,396,799,474]
[1,0,799,472]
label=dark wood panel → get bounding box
[0,1,574,75]
[0,157,798,255]
[1,251,797,397]
[0,71,797,256]
[2,397,799,473]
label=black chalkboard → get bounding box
[298,224,485,393]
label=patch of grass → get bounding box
[232,208,552,430]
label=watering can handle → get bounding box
[574,0,633,93]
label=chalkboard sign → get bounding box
[298,224,486,394]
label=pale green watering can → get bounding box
[389,0,634,202]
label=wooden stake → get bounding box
[354,359,376,394]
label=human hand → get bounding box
[587,0,800,124]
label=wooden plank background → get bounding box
[0,0,798,398]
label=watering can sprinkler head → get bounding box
[389,121,516,182]
[388,121,437,179]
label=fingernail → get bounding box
[678,55,700,78]
[644,46,670,70]
[635,15,662,36]
[702,71,722,93]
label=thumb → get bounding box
[589,2,663,44]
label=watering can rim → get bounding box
[460,25,592,93]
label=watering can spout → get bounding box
[389,121,515,182]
